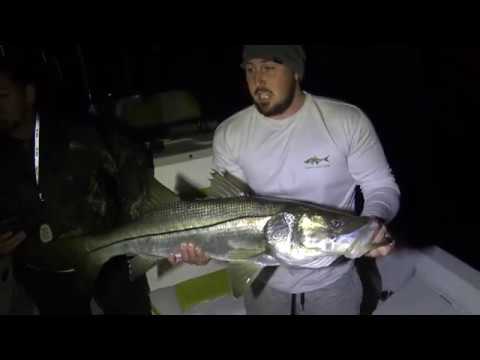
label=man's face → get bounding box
[0,73,30,134]
[245,59,298,118]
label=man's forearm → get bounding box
[361,187,400,224]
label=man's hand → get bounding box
[0,231,26,256]
[168,243,211,266]
[365,218,395,258]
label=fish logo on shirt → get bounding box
[304,155,331,169]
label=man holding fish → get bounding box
[174,45,400,315]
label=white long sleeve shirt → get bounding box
[213,93,401,293]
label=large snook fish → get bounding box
[17,172,391,298]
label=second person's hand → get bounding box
[168,243,211,266]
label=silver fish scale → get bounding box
[86,198,286,251]
[120,216,271,260]
[138,198,286,233]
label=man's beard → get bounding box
[254,80,296,117]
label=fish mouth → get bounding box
[340,219,379,259]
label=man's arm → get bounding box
[346,110,400,257]
[347,110,401,224]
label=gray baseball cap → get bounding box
[241,45,306,78]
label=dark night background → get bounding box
[1,43,475,271]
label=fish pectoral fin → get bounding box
[128,255,164,281]
[227,262,265,299]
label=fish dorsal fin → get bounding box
[208,170,254,199]
[141,176,180,214]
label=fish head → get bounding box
[265,208,377,267]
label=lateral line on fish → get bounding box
[86,215,272,254]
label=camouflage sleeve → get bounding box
[94,127,151,224]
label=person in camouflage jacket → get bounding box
[0,57,154,315]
